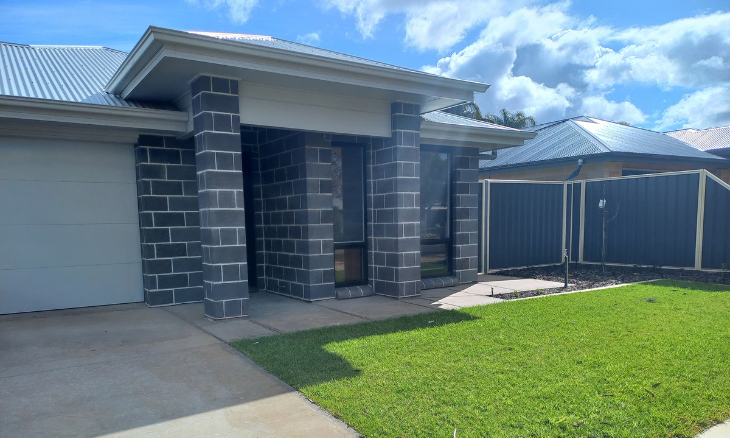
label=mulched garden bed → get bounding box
[494,264,730,300]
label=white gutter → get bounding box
[0,95,188,133]
[106,26,489,109]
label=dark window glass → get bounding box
[332,145,364,243]
[335,248,365,284]
[421,244,449,278]
[332,143,366,286]
[420,151,450,240]
[420,150,451,278]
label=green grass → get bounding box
[233,281,730,437]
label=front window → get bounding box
[420,149,451,278]
[332,143,366,286]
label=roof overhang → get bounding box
[421,119,537,152]
[0,95,188,135]
[105,27,488,113]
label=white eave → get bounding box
[420,118,537,152]
[0,95,189,134]
[105,27,488,113]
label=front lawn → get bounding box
[233,281,730,437]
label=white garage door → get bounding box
[0,137,144,314]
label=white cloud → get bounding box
[186,0,258,23]
[578,95,646,125]
[421,4,729,128]
[587,13,730,90]
[296,32,321,45]
[655,85,730,131]
[321,0,535,51]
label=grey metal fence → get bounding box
[480,170,730,273]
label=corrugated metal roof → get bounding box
[0,42,171,109]
[480,116,727,170]
[422,111,523,131]
[665,126,730,151]
[188,31,427,75]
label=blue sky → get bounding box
[1,0,729,131]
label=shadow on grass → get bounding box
[232,309,478,388]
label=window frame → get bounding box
[331,141,368,287]
[419,145,454,279]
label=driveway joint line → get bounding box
[311,302,375,322]
[247,319,285,334]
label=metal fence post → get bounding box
[695,170,707,270]
[561,183,568,263]
[578,180,586,263]
[484,180,490,274]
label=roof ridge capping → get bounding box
[187,30,446,80]
[187,31,273,41]
[665,125,730,133]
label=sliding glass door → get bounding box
[420,148,451,278]
[332,143,366,286]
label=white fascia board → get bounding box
[0,119,140,144]
[0,95,188,133]
[420,120,537,151]
[105,27,161,97]
[107,27,486,106]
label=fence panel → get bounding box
[702,175,730,270]
[487,181,564,270]
[566,182,581,262]
[582,173,700,268]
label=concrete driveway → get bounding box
[0,303,358,438]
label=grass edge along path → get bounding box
[233,281,730,438]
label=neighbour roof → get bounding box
[422,111,524,132]
[480,116,727,171]
[0,42,172,109]
[665,126,730,151]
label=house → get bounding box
[0,27,535,318]
[479,117,730,183]
[665,126,730,159]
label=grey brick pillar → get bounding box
[370,102,422,297]
[191,76,248,319]
[452,147,480,283]
[135,135,203,306]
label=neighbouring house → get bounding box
[665,125,730,159]
[479,117,730,183]
[0,27,535,318]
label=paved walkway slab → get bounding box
[315,295,436,320]
[483,278,566,292]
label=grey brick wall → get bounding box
[369,102,422,297]
[450,146,480,283]
[257,130,336,300]
[135,135,203,307]
[191,76,248,319]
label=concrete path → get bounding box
[0,304,358,438]
[698,420,730,438]
[168,276,565,342]
[0,275,563,437]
